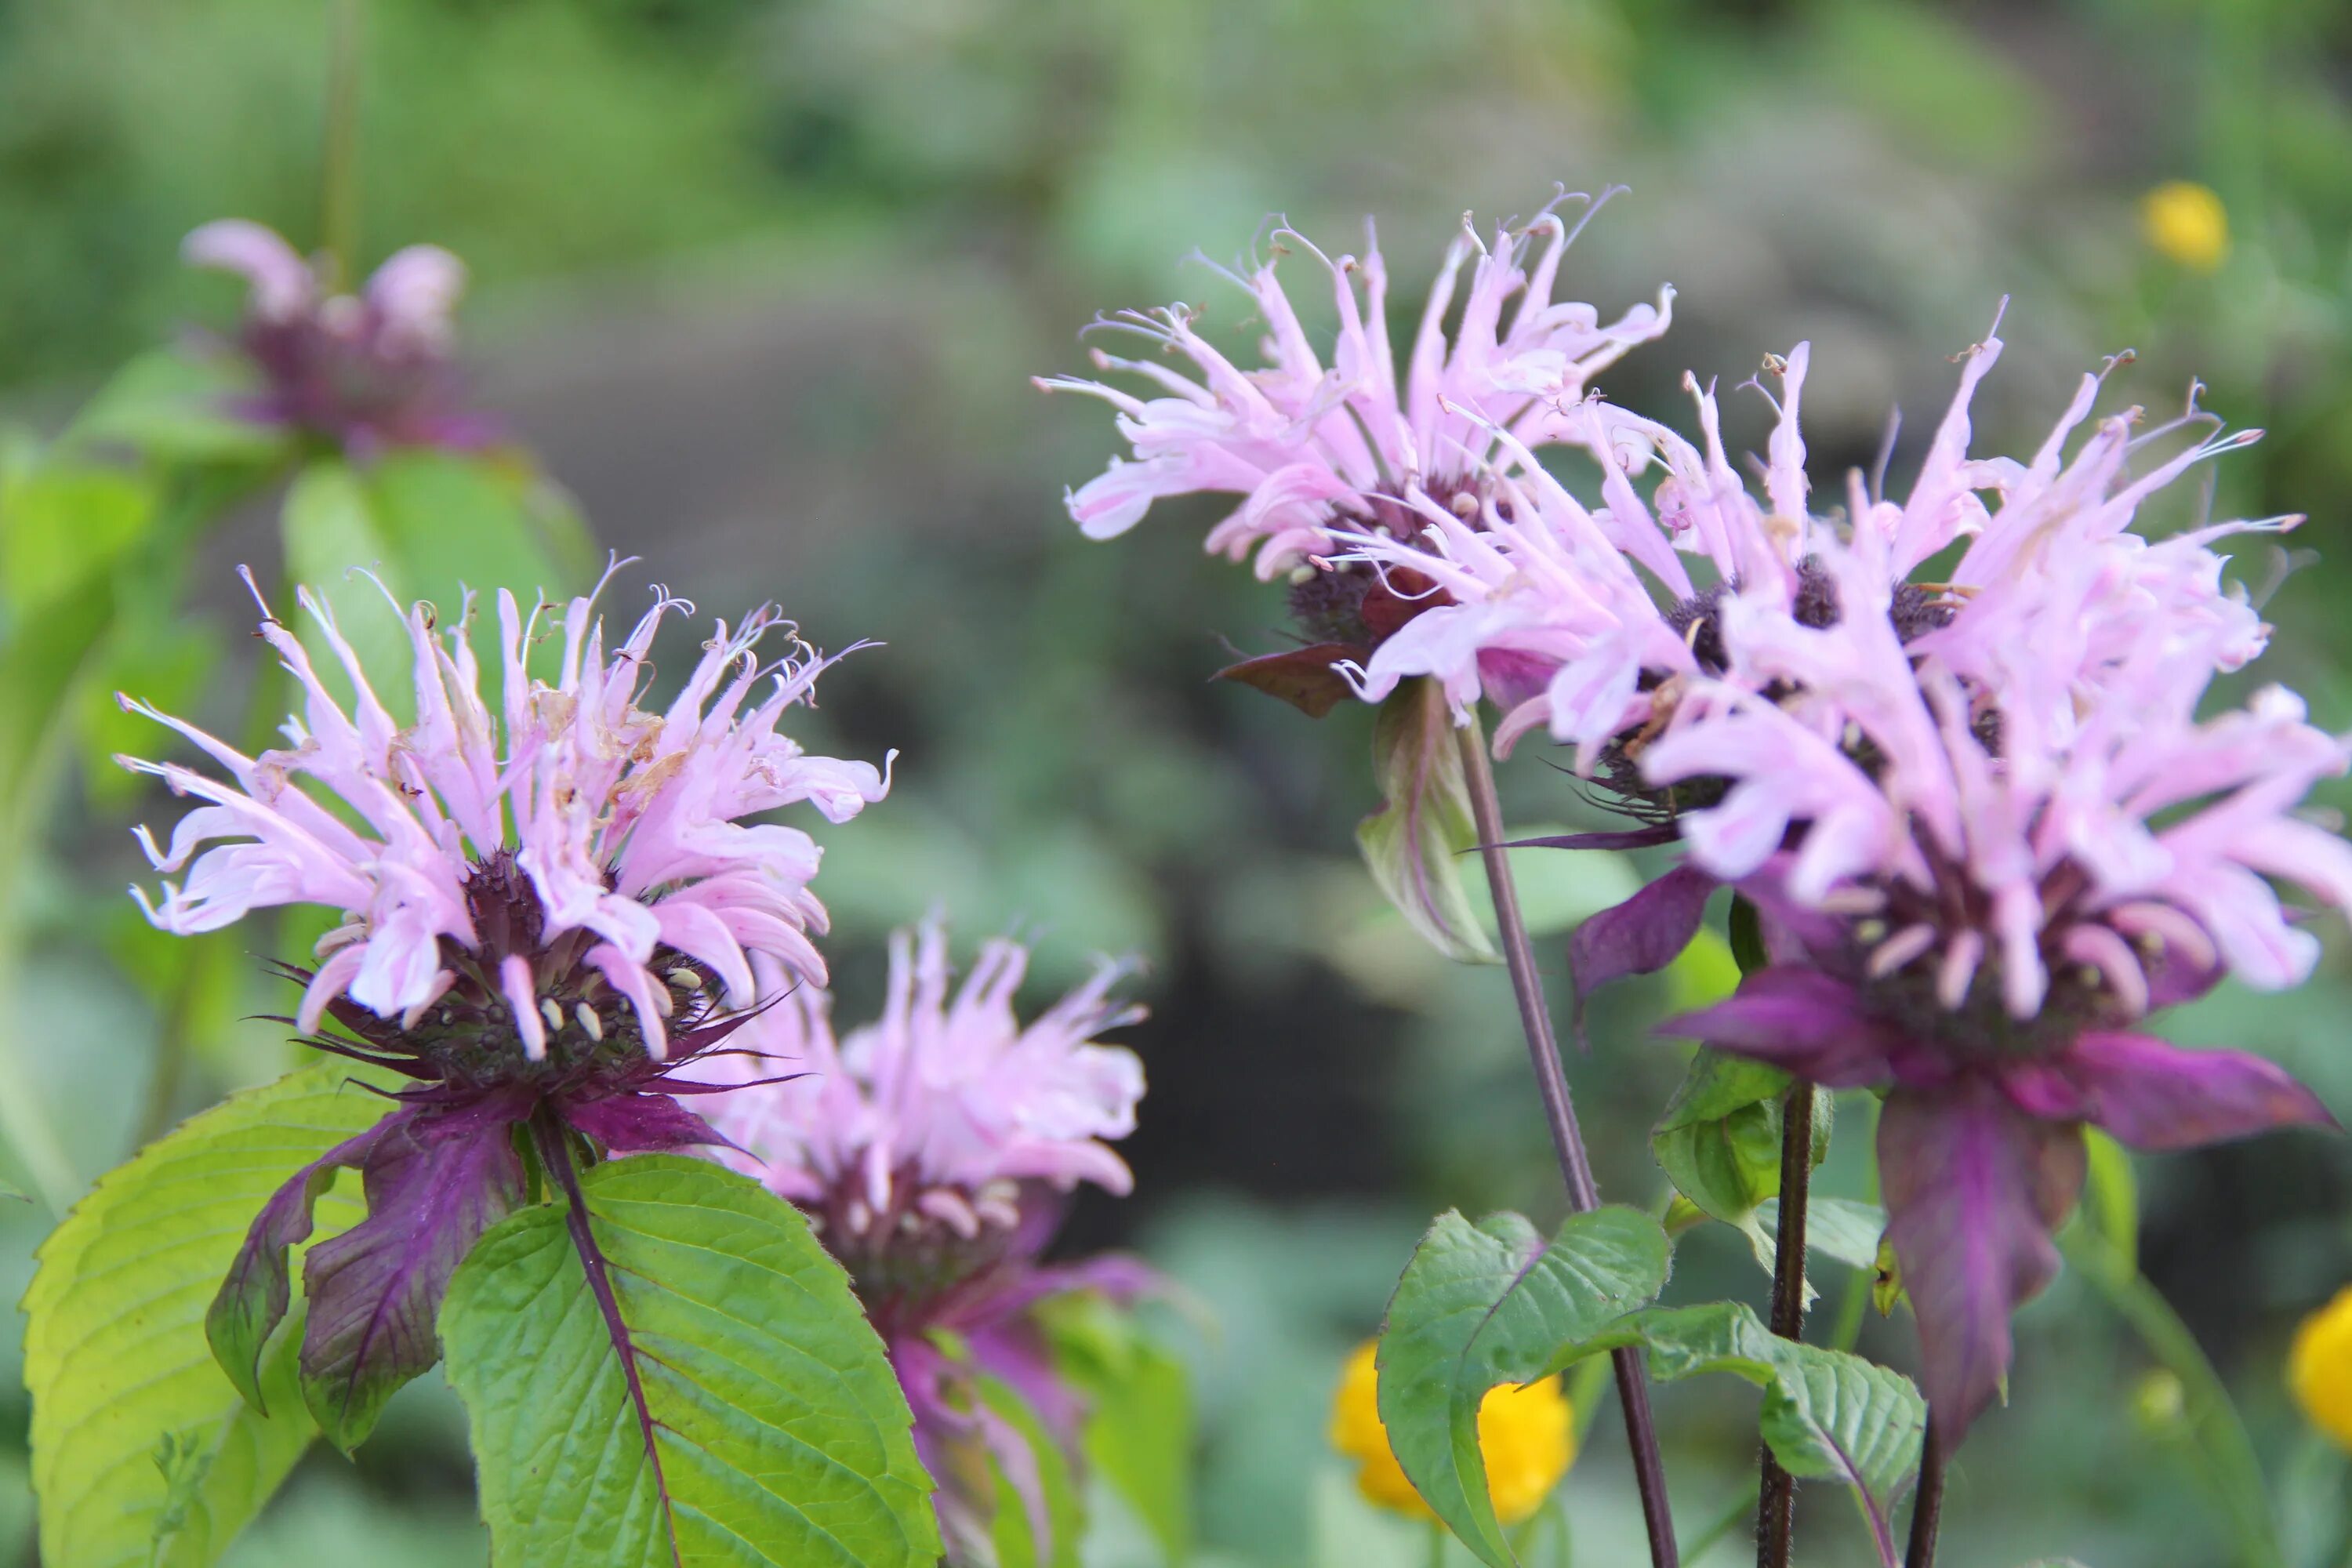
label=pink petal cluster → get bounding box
[120,562,890,1058]
[183,218,487,452]
[1036,194,1671,577]
[699,921,1146,1243]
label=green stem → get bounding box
[320,0,365,287]
[2058,1228,2283,1568]
[1428,1519,1450,1568]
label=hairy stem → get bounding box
[1756,1084,1814,1567]
[1903,1414,1944,1568]
[531,1113,682,1568]
[1457,725,1679,1568]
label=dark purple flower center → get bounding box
[801,1167,1037,1327]
[305,848,722,1095]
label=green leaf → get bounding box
[1042,1293,1192,1563]
[2081,1127,2138,1276]
[1560,1302,1926,1564]
[1652,1049,1789,1225]
[24,1062,390,1568]
[1653,1051,1838,1297]
[975,1374,1083,1568]
[1727,893,1769,975]
[1377,1207,1669,1567]
[62,348,288,466]
[440,1154,939,1568]
[1356,677,1498,964]
[0,446,158,615]
[281,451,584,725]
[1754,1196,1887,1275]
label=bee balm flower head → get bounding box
[696,921,1149,1563]
[117,561,891,1449]
[183,218,489,453]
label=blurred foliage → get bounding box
[0,0,2347,1564]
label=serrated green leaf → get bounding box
[24,1062,388,1568]
[1377,1207,1669,1567]
[1041,1294,1192,1563]
[1356,677,1498,964]
[1555,1302,1926,1564]
[440,1154,938,1568]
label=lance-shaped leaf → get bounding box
[1356,677,1497,964]
[25,1063,387,1568]
[974,1373,1084,1568]
[1043,1292,1193,1565]
[441,1153,938,1568]
[1589,1303,1927,1567]
[1376,1207,1669,1566]
[297,1104,527,1451]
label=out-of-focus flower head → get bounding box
[2141,180,2230,274]
[1330,1339,1573,1525]
[183,218,489,454]
[115,557,891,1448]
[698,921,1150,1563]
[2291,1285,2352,1450]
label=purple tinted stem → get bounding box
[532,1115,683,1568]
[1904,1415,1945,1568]
[1757,1084,1815,1568]
[1457,727,1679,1568]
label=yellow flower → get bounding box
[2140,180,2230,273]
[2290,1285,2352,1448]
[1329,1339,1574,1525]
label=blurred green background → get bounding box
[4,0,2352,1563]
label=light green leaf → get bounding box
[1558,1302,1926,1565]
[976,1374,1083,1568]
[1652,1049,1790,1225]
[1356,678,1498,964]
[63,348,288,466]
[1751,1196,1886,1276]
[1653,1051,1836,1296]
[1042,1293,1192,1563]
[0,447,158,615]
[1377,1207,1668,1567]
[440,1154,938,1568]
[2081,1127,2138,1276]
[24,1062,388,1568]
[281,451,585,726]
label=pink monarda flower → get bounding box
[695,922,1148,1563]
[116,562,891,1451]
[1640,535,2343,1441]
[1035,195,1673,718]
[183,218,490,453]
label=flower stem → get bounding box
[1457,724,1679,1568]
[1902,1414,1945,1568]
[321,0,365,288]
[1756,1083,1813,1568]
